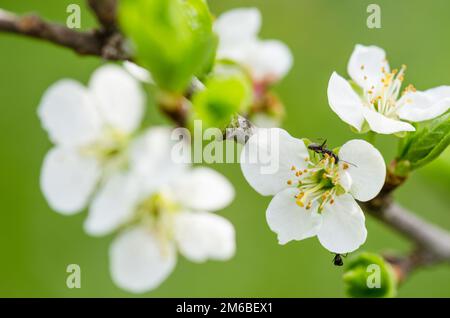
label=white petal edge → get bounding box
[245,40,293,82]
[174,211,236,263]
[170,167,235,212]
[398,90,450,122]
[317,194,367,254]
[130,126,189,193]
[109,227,176,293]
[425,85,450,101]
[339,139,386,202]
[123,61,154,84]
[84,173,139,236]
[37,79,102,147]
[40,147,100,214]
[347,44,389,92]
[240,128,309,196]
[327,72,365,131]
[363,107,415,134]
[214,7,261,44]
[89,64,145,134]
[266,188,322,245]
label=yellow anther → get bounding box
[296,200,304,207]
[287,180,293,185]
[343,163,349,170]
[291,165,296,171]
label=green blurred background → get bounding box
[0,0,449,297]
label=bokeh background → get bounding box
[0,0,449,297]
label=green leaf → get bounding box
[398,112,450,170]
[119,0,217,93]
[190,66,253,130]
[343,252,397,298]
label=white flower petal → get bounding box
[347,44,389,92]
[89,64,145,134]
[338,170,353,192]
[84,173,139,236]
[130,127,189,193]
[170,167,234,212]
[245,40,293,82]
[240,128,309,196]
[339,139,386,202]
[398,90,450,122]
[214,8,261,45]
[363,107,415,134]
[425,85,450,101]
[38,79,102,147]
[317,194,367,254]
[174,211,235,263]
[266,188,322,245]
[109,227,176,293]
[327,72,365,130]
[123,61,154,84]
[40,147,100,214]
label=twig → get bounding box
[363,169,450,282]
[0,8,130,60]
[1,1,449,288]
[87,0,118,33]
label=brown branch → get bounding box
[1,1,448,290]
[363,168,450,282]
[88,0,118,33]
[0,8,130,60]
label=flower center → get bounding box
[135,192,181,240]
[287,153,349,212]
[80,127,130,170]
[362,64,416,118]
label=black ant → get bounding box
[308,139,356,167]
[308,139,340,163]
[332,253,348,266]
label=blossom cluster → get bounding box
[36,4,449,295]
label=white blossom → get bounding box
[38,65,145,214]
[240,128,386,253]
[328,44,450,134]
[214,8,293,84]
[83,127,236,293]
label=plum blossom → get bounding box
[38,64,144,214]
[328,44,450,134]
[83,127,236,293]
[240,128,386,253]
[214,8,293,84]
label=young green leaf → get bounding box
[343,252,397,298]
[119,0,217,93]
[398,112,450,170]
[190,67,253,130]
